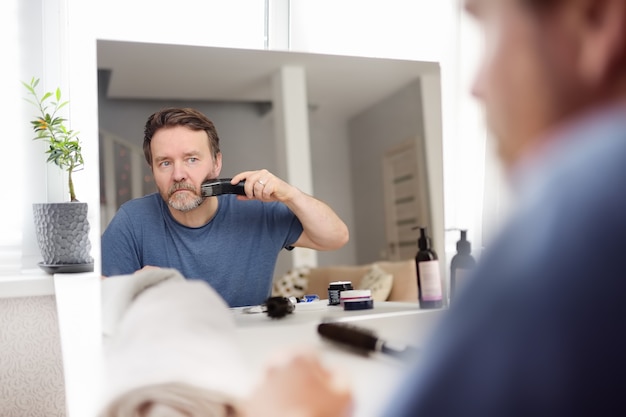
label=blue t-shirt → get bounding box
[101,193,303,307]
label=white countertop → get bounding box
[54,272,103,417]
[4,271,444,417]
[232,301,445,417]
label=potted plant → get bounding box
[23,77,93,273]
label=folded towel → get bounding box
[101,382,239,417]
[101,268,186,340]
[99,269,251,417]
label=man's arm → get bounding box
[101,208,144,277]
[231,170,349,251]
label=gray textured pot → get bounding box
[32,202,94,266]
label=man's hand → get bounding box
[231,169,297,203]
[242,349,353,417]
[231,169,349,251]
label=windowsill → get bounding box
[0,268,55,298]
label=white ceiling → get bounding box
[97,40,440,121]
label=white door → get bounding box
[382,139,430,261]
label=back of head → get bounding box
[466,0,626,171]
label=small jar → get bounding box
[340,289,374,310]
[328,281,353,305]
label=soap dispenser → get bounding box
[450,229,476,303]
[415,227,443,309]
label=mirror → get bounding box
[96,40,444,281]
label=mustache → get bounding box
[167,182,198,198]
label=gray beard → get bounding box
[168,192,204,212]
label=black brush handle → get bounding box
[201,178,246,197]
[318,322,420,360]
[317,322,380,353]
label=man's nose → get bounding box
[172,162,187,182]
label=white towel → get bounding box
[101,268,186,340]
[99,269,251,417]
[100,382,239,417]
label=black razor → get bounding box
[201,178,246,197]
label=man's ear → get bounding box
[577,0,626,86]
[211,152,223,178]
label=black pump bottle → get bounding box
[450,229,476,303]
[415,227,443,309]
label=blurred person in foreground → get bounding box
[244,0,626,415]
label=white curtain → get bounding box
[481,134,513,248]
[450,12,512,255]
[443,8,491,257]
[0,0,24,272]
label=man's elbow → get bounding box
[328,223,350,251]
[301,223,350,251]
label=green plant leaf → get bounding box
[22,77,85,201]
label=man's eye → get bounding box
[188,157,198,163]
[159,161,170,167]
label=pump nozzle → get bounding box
[418,227,430,251]
[456,229,471,255]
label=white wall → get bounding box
[348,80,426,264]
[97,102,277,178]
[289,0,451,63]
[307,113,358,267]
[95,0,266,49]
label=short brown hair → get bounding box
[143,107,221,166]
